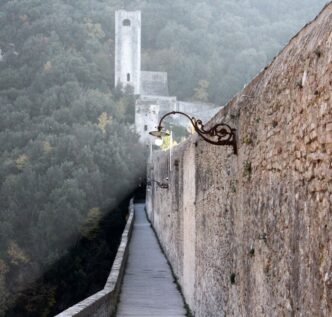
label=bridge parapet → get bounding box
[55,200,135,317]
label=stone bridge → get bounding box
[57,3,332,317]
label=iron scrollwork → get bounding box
[151,111,237,154]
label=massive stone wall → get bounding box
[146,3,332,316]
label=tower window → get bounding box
[123,19,131,26]
[144,125,148,131]
[127,73,131,82]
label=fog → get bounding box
[0,0,327,315]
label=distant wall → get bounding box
[135,96,177,145]
[140,71,169,96]
[55,200,135,317]
[147,3,332,316]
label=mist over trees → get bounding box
[133,0,327,104]
[0,0,327,315]
[0,1,145,315]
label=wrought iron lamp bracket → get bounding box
[150,111,237,155]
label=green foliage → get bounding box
[243,161,252,180]
[80,207,102,240]
[136,0,326,104]
[7,241,30,265]
[160,131,178,151]
[193,80,209,102]
[242,133,254,146]
[0,260,10,317]
[0,0,146,315]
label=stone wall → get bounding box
[147,3,332,316]
[135,96,177,145]
[140,71,169,96]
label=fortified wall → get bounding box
[147,3,332,316]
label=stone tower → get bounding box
[115,10,141,95]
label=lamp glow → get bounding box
[154,137,163,146]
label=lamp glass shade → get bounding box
[149,129,170,137]
[154,137,163,146]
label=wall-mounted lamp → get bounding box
[154,137,163,147]
[149,111,237,154]
[147,177,169,189]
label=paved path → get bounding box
[116,203,186,317]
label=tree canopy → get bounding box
[133,0,326,104]
[0,0,146,315]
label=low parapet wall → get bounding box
[147,3,332,317]
[55,200,135,317]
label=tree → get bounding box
[193,79,209,102]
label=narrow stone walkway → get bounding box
[116,203,186,317]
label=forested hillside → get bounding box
[0,1,145,315]
[0,0,327,316]
[134,0,327,103]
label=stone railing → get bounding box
[55,199,135,317]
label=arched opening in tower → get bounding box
[127,73,131,82]
[123,19,131,26]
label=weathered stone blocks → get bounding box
[147,3,332,317]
